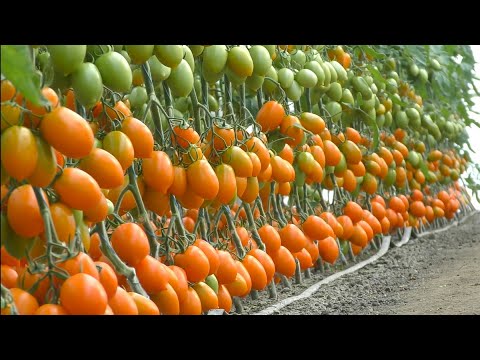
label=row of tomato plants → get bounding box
[0,45,475,315]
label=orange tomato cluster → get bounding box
[0,45,473,315]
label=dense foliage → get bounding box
[0,44,477,315]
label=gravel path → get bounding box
[241,211,480,315]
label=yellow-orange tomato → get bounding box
[142,151,174,194]
[50,202,76,244]
[121,117,154,158]
[186,159,219,200]
[129,292,160,315]
[256,100,285,132]
[78,148,125,189]
[7,185,48,238]
[27,136,57,187]
[2,288,39,315]
[1,126,38,181]
[53,168,103,211]
[40,106,94,159]
[102,131,135,171]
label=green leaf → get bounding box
[406,46,426,67]
[443,45,457,55]
[356,92,363,107]
[361,46,386,60]
[434,73,449,96]
[465,141,476,153]
[415,80,428,99]
[472,81,480,97]
[1,45,47,106]
[465,176,476,186]
[424,45,431,64]
[1,214,34,260]
[460,62,474,74]
[366,64,386,84]
[467,117,480,128]
[389,94,407,107]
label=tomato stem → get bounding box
[269,183,286,228]
[192,208,209,242]
[304,87,312,112]
[75,100,86,118]
[203,207,212,233]
[141,63,166,146]
[335,237,348,265]
[1,284,19,315]
[33,187,74,303]
[239,83,246,125]
[113,184,132,215]
[169,194,187,239]
[93,221,148,297]
[315,184,328,211]
[267,279,277,299]
[243,202,265,251]
[303,183,309,212]
[233,296,244,314]
[276,194,289,225]
[254,197,268,226]
[294,100,301,113]
[256,87,264,109]
[233,202,244,222]
[263,77,287,107]
[163,217,176,264]
[293,184,304,219]
[221,205,246,259]
[192,212,203,237]
[160,82,172,115]
[305,199,315,217]
[294,259,302,284]
[315,256,325,273]
[189,88,202,135]
[223,75,235,124]
[126,166,159,256]
[199,213,209,242]
[279,273,292,289]
[348,242,356,263]
[199,61,209,108]
[304,268,312,279]
[212,209,223,245]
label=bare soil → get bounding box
[240,212,480,315]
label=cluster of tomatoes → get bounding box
[0,44,473,315]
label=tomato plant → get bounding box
[0,44,477,316]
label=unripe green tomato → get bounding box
[47,45,86,75]
[409,63,419,77]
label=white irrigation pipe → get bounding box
[254,235,391,315]
[391,227,412,247]
[253,209,479,315]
